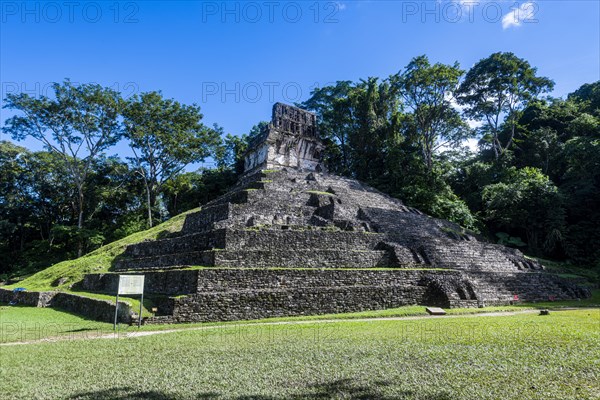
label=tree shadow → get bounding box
[67,380,454,399]
[291,379,452,400]
[67,387,219,399]
[64,327,100,333]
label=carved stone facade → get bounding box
[243,103,326,173]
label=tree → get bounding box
[213,122,262,175]
[0,141,34,272]
[122,92,220,227]
[560,136,600,266]
[162,169,239,216]
[0,142,140,276]
[396,55,471,171]
[347,77,403,184]
[302,82,354,174]
[303,78,402,182]
[482,167,565,254]
[457,52,554,159]
[569,81,600,115]
[2,80,122,256]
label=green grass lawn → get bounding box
[0,308,598,399]
[0,304,517,344]
[0,305,113,343]
[2,289,599,344]
[0,303,513,344]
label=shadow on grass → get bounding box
[67,379,453,399]
[64,327,100,333]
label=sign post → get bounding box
[114,275,145,330]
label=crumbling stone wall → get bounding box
[0,288,53,307]
[51,292,132,323]
[82,270,198,296]
[157,271,588,323]
[0,288,132,323]
[191,268,452,292]
[133,268,590,323]
[165,286,427,323]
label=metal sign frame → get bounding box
[114,274,145,330]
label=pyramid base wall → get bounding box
[114,268,592,324]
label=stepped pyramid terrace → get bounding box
[2,103,590,324]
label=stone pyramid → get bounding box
[83,103,589,323]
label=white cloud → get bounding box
[502,2,537,30]
[464,138,479,152]
[446,96,483,129]
[435,138,479,154]
[466,117,483,128]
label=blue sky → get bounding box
[1,0,599,164]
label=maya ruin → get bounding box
[68,103,589,324]
[3,3,598,397]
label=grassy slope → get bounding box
[1,309,598,399]
[536,257,599,286]
[1,209,197,316]
[4,208,198,292]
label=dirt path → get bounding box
[1,309,544,346]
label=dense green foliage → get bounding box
[1,53,599,280]
[301,53,599,267]
[122,91,221,227]
[1,308,598,399]
[0,84,240,279]
[3,81,123,257]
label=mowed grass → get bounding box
[0,303,520,344]
[1,289,599,344]
[0,305,113,343]
[1,308,598,400]
[0,303,521,344]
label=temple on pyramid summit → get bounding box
[81,103,589,323]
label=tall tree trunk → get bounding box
[492,134,500,159]
[425,139,433,172]
[421,138,433,172]
[77,187,84,258]
[505,120,516,152]
[145,181,153,228]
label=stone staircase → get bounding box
[91,168,591,323]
